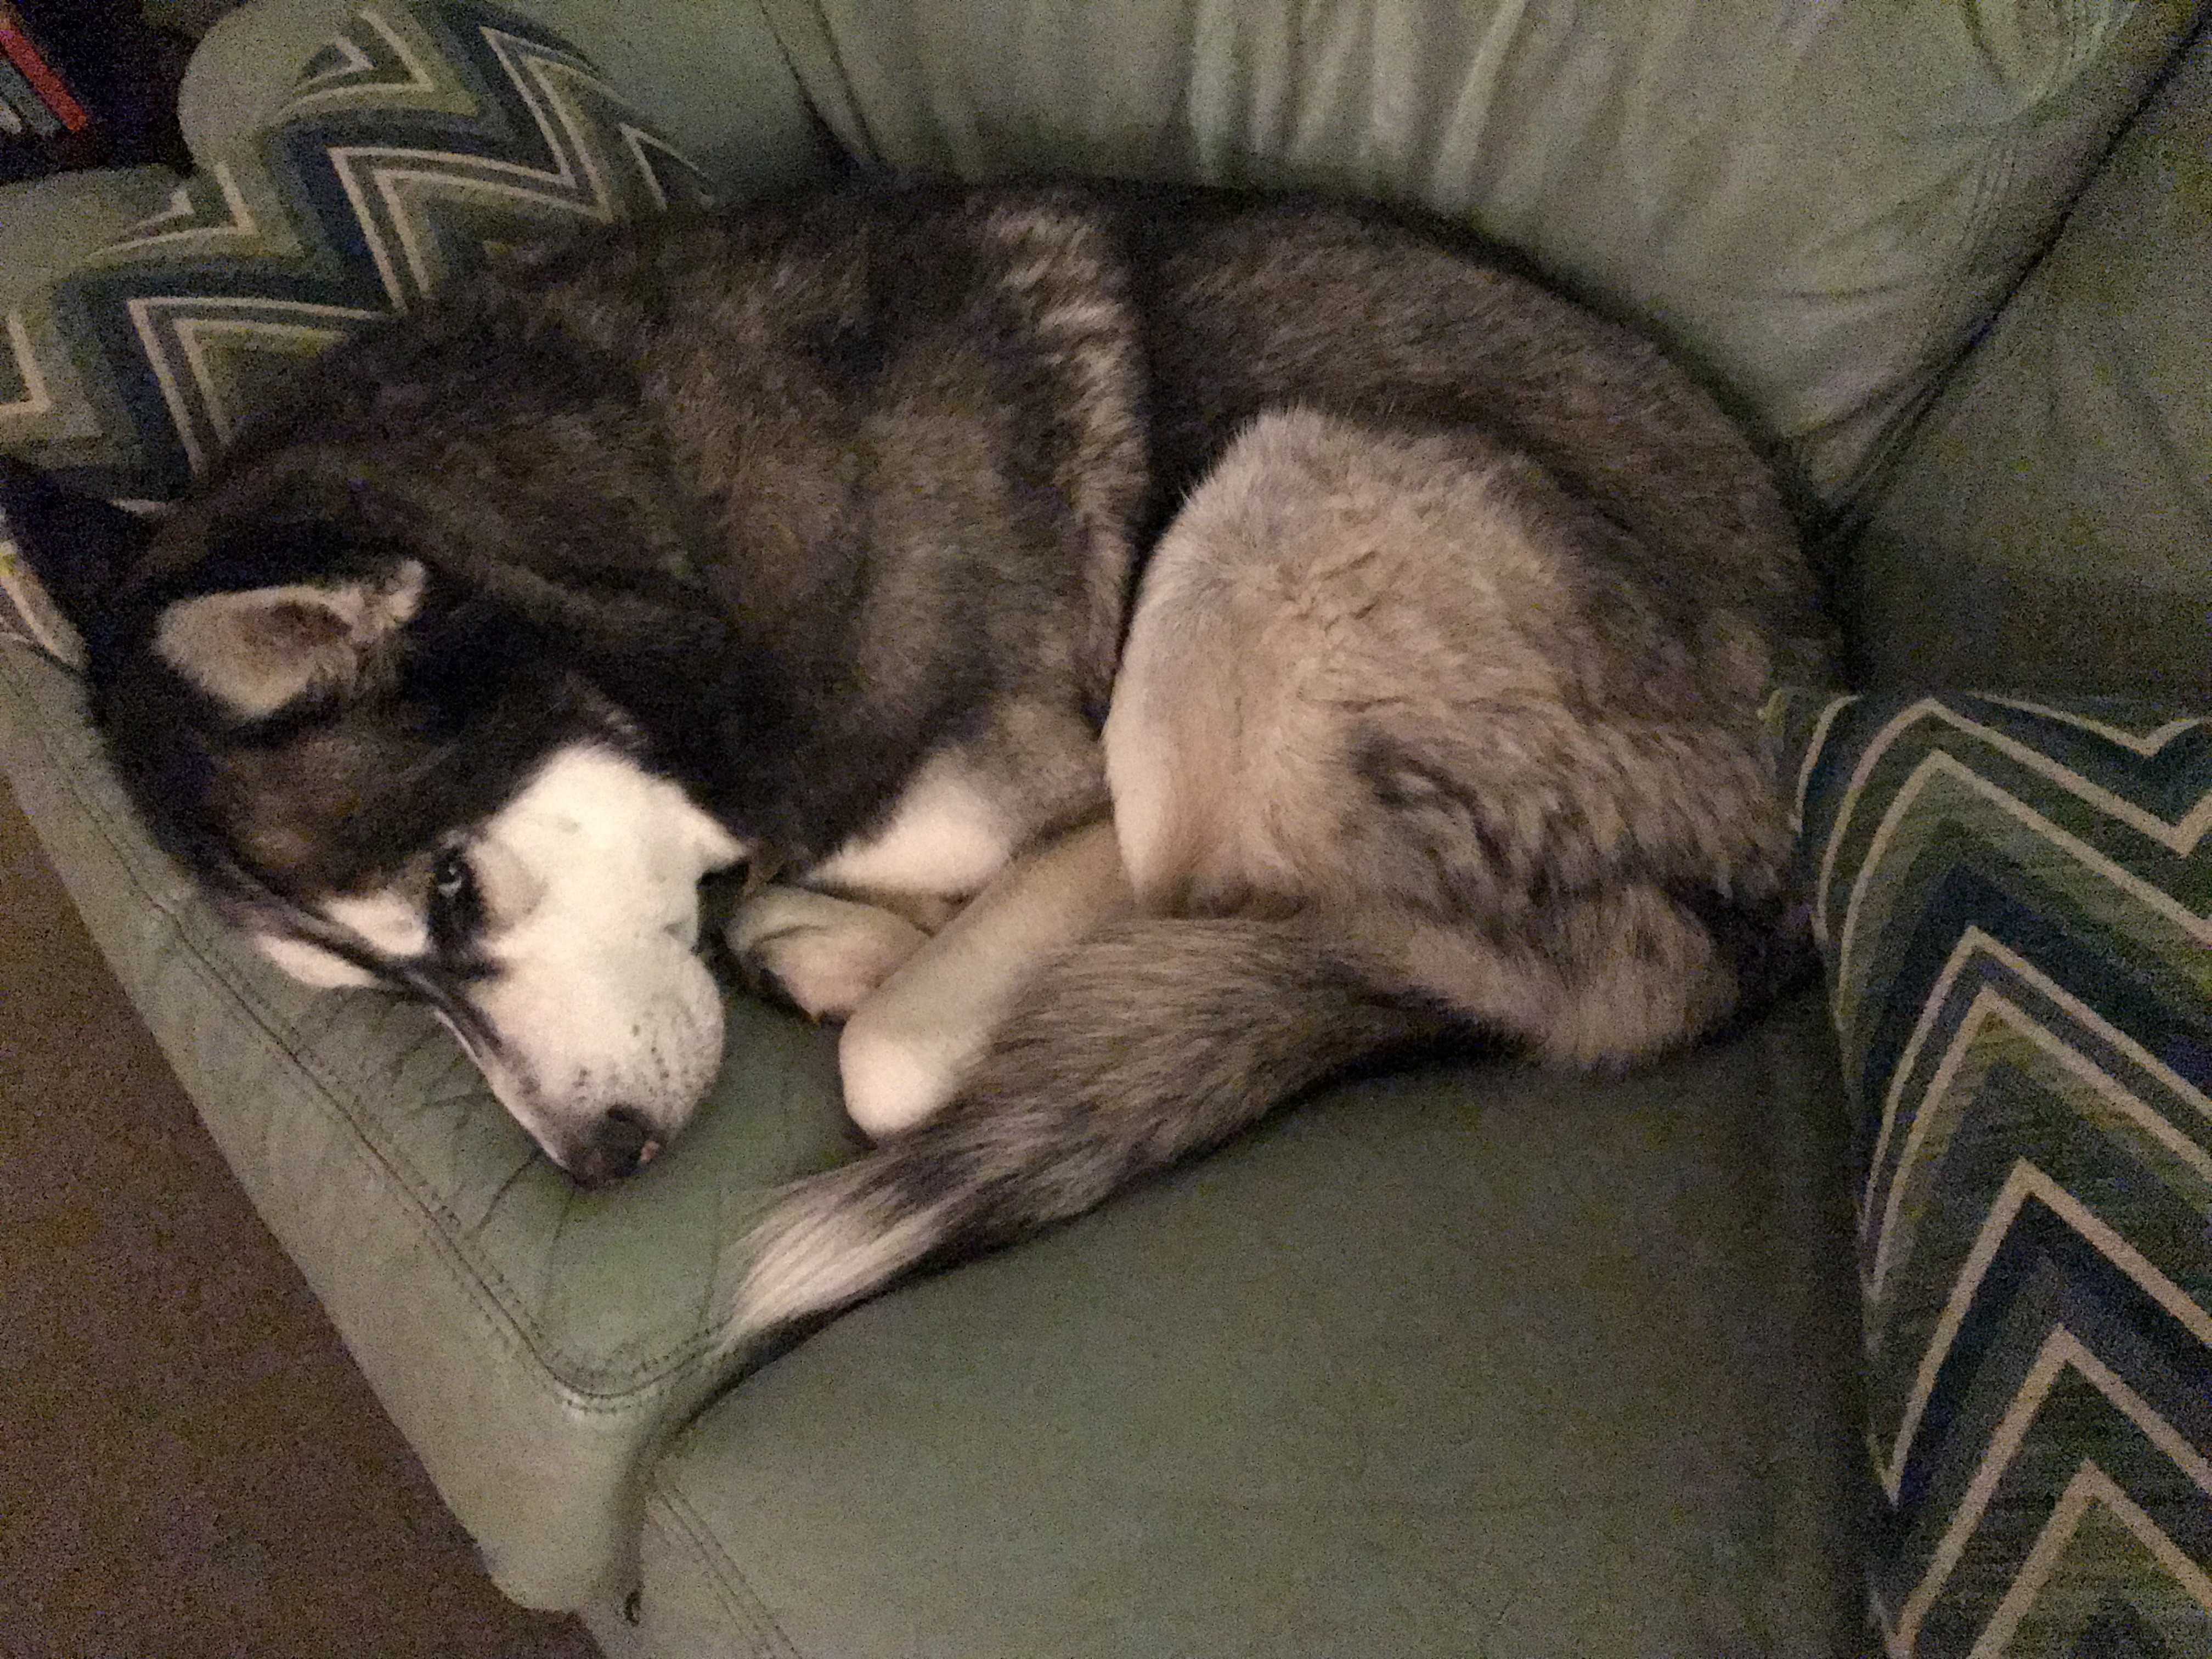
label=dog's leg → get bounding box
[837,819,1131,1139]
[727,887,932,1023]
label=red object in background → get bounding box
[0,1,88,131]
[0,0,193,183]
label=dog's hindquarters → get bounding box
[727,409,1796,1342]
[1108,408,1786,1065]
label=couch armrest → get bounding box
[0,637,855,1609]
[5,0,848,1605]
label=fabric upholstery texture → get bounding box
[177,0,832,201]
[1781,690,2212,1655]
[0,168,177,661]
[0,0,719,502]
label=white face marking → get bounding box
[324,890,431,958]
[256,742,747,1172]
[810,755,1015,899]
[458,746,744,1159]
[250,931,380,990]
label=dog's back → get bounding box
[1116,196,1820,648]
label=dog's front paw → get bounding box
[727,886,930,1022]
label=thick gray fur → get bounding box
[8,178,1831,1335]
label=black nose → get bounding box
[567,1107,661,1190]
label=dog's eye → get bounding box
[432,849,470,900]
[427,848,481,945]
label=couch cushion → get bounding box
[0,0,844,1608]
[1844,21,2212,701]
[638,993,1865,1659]
[1782,690,2212,1654]
[756,0,2200,499]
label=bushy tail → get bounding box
[727,917,1441,1342]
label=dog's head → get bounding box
[3,459,747,1187]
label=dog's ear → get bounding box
[0,457,153,651]
[152,552,427,719]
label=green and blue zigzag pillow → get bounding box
[0,0,709,506]
[1779,690,2212,1656]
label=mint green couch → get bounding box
[3,2,2207,1654]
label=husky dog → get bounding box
[2,178,1826,1338]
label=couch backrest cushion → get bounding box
[1847,19,2212,701]
[757,0,2202,502]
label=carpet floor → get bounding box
[0,776,601,1659]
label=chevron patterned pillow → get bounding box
[1778,690,2212,1656]
[0,0,712,506]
